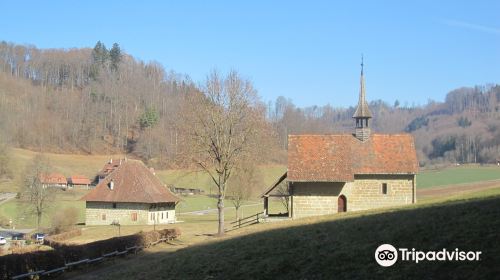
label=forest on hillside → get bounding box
[0,40,499,168]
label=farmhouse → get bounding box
[82,159,180,226]
[262,62,419,219]
[95,158,124,183]
[39,173,67,189]
[68,175,91,189]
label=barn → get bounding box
[82,159,180,226]
[39,173,67,189]
[262,62,419,219]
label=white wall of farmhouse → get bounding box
[85,202,176,226]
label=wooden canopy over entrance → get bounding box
[260,172,289,217]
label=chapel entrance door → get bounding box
[338,195,347,212]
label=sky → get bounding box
[0,0,499,107]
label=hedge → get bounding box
[44,228,82,242]
[0,228,181,279]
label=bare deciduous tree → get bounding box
[227,163,262,221]
[184,70,263,236]
[275,180,290,213]
[23,155,55,230]
[0,138,11,180]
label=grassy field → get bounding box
[71,188,500,280]
[0,147,285,197]
[0,189,86,229]
[0,148,123,192]
[417,165,500,188]
[156,165,286,194]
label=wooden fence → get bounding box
[227,212,263,232]
[10,234,177,279]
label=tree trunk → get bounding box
[37,211,42,231]
[235,205,240,222]
[217,195,225,236]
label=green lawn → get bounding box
[176,195,260,213]
[417,165,500,188]
[156,165,286,194]
[0,189,87,229]
[0,148,123,192]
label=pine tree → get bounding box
[92,41,109,65]
[110,43,122,71]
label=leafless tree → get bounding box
[23,154,55,230]
[227,163,262,221]
[0,137,11,180]
[275,180,290,212]
[184,70,263,236]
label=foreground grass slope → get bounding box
[77,192,500,280]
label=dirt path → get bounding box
[417,179,500,199]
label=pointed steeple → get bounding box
[353,55,372,141]
[353,55,372,119]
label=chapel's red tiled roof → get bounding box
[82,160,179,204]
[69,175,91,185]
[287,134,418,182]
[39,173,67,185]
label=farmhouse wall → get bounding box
[290,174,415,219]
[85,202,175,226]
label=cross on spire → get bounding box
[361,54,364,75]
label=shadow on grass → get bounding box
[73,196,500,280]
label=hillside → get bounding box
[1,41,500,167]
[71,190,500,280]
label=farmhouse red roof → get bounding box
[82,160,179,203]
[69,175,91,185]
[39,173,67,185]
[287,134,418,182]
[97,158,124,177]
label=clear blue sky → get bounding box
[1,0,499,107]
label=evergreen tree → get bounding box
[139,107,159,129]
[92,41,109,65]
[110,43,122,71]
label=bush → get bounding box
[0,214,10,228]
[0,250,65,279]
[44,228,82,244]
[51,207,79,234]
[0,228,181,277]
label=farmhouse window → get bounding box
[166,212,168,219]
[161,212,164,219]
[102,213,106,220]
[131,212,138,221]
[112,203,116,208]
[382,183,388,195]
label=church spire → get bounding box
[353,55,372,119]
[353,55,372,141]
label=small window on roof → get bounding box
[382,183,388,195]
